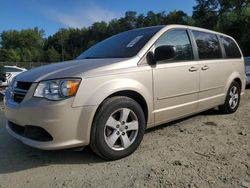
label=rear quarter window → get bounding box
[220,36,242,59]
[193,31,222,60]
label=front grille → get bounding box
[12,81,32,103]
[8,121,53,142]
[16,81,32,90]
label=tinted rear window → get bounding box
[77,26,163,59]
[193,31,222,60]
[221,36,241,58]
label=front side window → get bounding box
[221,36,241,59]
[155,30,193,62]
[193,31,222,60]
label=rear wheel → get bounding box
[90,96,146,160]
[219,81,241,114]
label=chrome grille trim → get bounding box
[11,81,32,103]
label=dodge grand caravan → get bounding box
[4,25,246,160]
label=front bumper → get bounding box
[4,96,97,150]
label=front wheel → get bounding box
[90,96,146,160]
[219,81,241,114]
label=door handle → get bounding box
[189,66,198,72]
[201,65,209,70]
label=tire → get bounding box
[219,81,241,114]
[90,96,146,160]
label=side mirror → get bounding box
[154,45,176,62]
[146,51,156,66]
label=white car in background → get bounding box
[0,66,27,87]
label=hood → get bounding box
[15,58,129,82]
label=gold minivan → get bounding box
[4,25,246,160]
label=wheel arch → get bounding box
[91,89,150,126]
[106,90,149,124]
[74,78,154,125]
[233,77,242,91]
[225,72,244,95]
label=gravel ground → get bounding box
[0,90,249,188]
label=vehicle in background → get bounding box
[245,57,250,86]
[0,66,6,96]
[0,66,27,87]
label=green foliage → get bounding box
[192,0,219,29]
[217,6,250,55]
[0,27,44,62]
[44,47,60,62]
[0,49,21,62]
[193,0,250,55]
[1,2,250,64]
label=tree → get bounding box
[44,47,60,62]
[192,0,250,55]
[166,10,191,25]
[5,49,21,62]
[1,4,250,62]
[192,0,219,29]
[217,7,250,55]
[0,27,45,62]
[219,0,250,15]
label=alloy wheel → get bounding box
[104,108,139,151]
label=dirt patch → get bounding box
[0,90,249,188]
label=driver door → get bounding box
[152,29,199,125]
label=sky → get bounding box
[0,0,196,37]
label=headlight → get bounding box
[34,78,81,100]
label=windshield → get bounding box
[77,26,164,59]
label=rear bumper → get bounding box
[4,97,97,150]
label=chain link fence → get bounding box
[0,62,51,69]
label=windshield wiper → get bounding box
[78,56,128,59]
[76,56,104,59]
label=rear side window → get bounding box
[221,36,241,58]
[155,29,193,62]
[193,31,222,60]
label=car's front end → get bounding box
[3,56,130,149]
[3,55,145,150]
[4,73,98,150]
